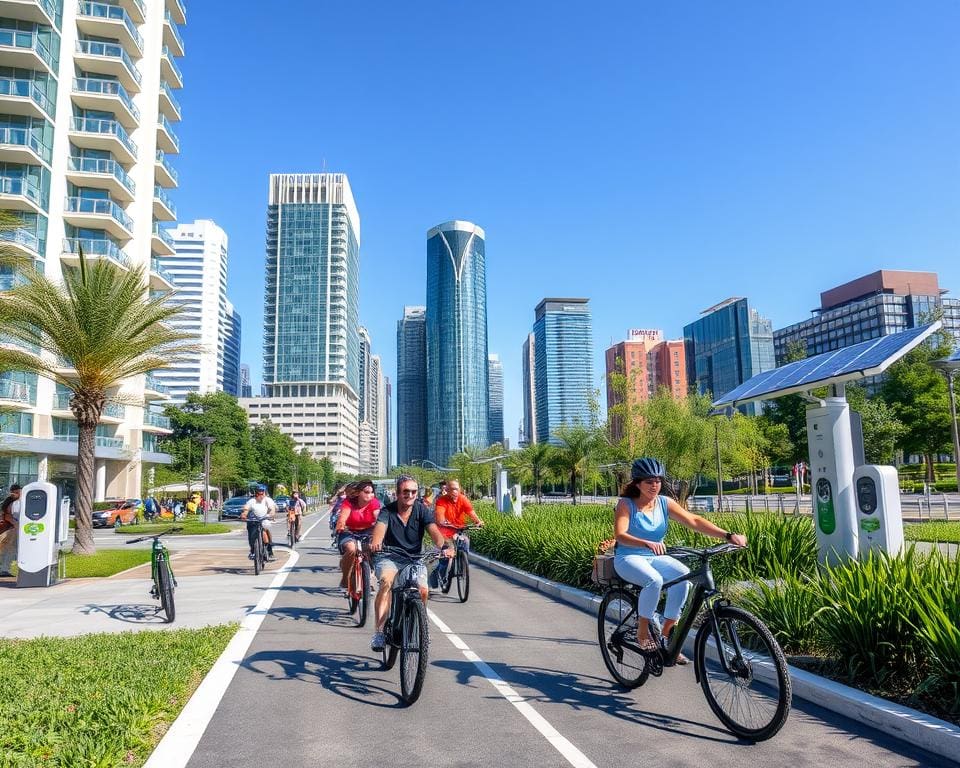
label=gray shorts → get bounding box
[374,556,427,588]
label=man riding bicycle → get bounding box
[369,474,452,652]
[287,490,307,542]
[431,478,483,588]
[241,484,277,562]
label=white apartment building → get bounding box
[155,218,240,402]
[0,0,185,499]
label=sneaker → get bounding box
[370,631,386,652]
[248,553,255,560]
[266,554,276,562]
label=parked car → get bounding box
[274,495,291,513]
[92,498,143,528]
[220,495,250,521]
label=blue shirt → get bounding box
[615,495,669,557]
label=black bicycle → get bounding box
[438,525,475,602]
[244,517,273,575]
[376,546,442,705]
[125,527,181,623]
[597,543,791,742]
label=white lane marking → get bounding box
[144,511,329,768]
[428,609,598,768]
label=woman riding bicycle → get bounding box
[335,479,381,594]
[614,457,746,660]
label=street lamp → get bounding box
[198,435,215,524]
[932,355,960,493]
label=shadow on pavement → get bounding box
[267,603,358,627]
[242,649,406,708]
[79,602,167,624]
[477,629,596,647]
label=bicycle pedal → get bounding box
[646,653,664,677]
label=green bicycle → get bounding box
[126,526,181,623]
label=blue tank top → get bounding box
[615,495,669,557]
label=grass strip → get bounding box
[65,548,153,578]
[118,522,232,536]
[904,521,960,543]
[0,624,238,768]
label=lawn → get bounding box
[0,625,237,767]
[904,521,960,543]
[117,521,232,536]
[64,548,153,577]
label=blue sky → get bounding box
[173,1,960,447]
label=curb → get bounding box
[470,551,960,765]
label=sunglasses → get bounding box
[399,489,418,496]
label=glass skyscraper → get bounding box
[396,305,427,466]
[487,353,504,446]
[426,221,489,464]
[521,333,536,446]
[533,298,594,444]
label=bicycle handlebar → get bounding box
[125,526,183,544]
[376,545,444,563]
[666,542,744,559]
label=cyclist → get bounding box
[288,490,307,541]
[241,484,278,562]
[431,478,484,588]
[334,479,381,593]
[614,457,746,661]
[328,484,353,533]
[369,474,452,651]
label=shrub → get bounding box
[910,551,960,714]
[739,570,826,656]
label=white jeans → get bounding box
[614,553,690,621]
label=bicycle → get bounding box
[345,537,373,627]
[125,526,182,623]
[376,546,442,705]
[597,543,791,742]
[244,517,273,575]
[437,525,476,602]
[287,512,297,550]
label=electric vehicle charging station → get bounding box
[16,480,61,588]
[853,465,903,556]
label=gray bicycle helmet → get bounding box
[631,457,666,481]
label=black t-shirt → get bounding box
[377,499,435,558]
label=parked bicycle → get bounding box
[436,524,475,602]
[125,526,182,623]
[346,539,373,627]
[597,542,791,741]
[377,546,440,705]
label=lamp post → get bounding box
[198,436,215,524]
[932,357,960,494]
[714,420,724,512]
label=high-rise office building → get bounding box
[520,333,536,446]
[384,376,392,470]
[0,0,186,498]
[683,298,775,414]
[357,327,386,475]
[240,173,361,472]
[239,364,252,398]
[533,298,594,444]
[487,353,504,446]
[155,220,239,402]
[426,221,489,464]
[396,305,426,466]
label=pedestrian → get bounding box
[0,484,23,577]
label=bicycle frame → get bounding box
[150,536,175,587]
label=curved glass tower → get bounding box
[426,221,489,465]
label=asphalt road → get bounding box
[185,524,950,768]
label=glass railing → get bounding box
[75,39,141,86]
[0,28,58,71]
[161,46,183,84]
[64,196,133,231]
[0,125,51,162]
[127,0,145,20]
[54,393,123,418]
[145,374,169,394]
[159,81,181,117]
[0,379,34,404]
[169,0,186,22]
[70,116,137,157]
[54,433,126,449]
[73,77,140,122]
[145,411,171,429]
[38,0,62,27]
[62,237,131,269]
[152,223,175,249]
[104,401,125,419]
[150,257,174,283]
[0,77,55,117]
[163,11,184,52]
[153,185,176,217]
[68,155,136,194]
[77,2,143,53]
[0,175,42,206]
[0,228,41,255]
[155,149,178,183]
[157,114,180,151]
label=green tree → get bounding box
[209,444,242,496]
[762,340,809,463]
[549,424,602,504]
[317,456,335,496]
[845,385,906,465]
[0,254,196,554]
[506,442,554,502]
[251,420,299,489]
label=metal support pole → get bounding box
[714,421,723,511]
[199,436,215,525]
[947,372,960,493]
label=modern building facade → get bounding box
[154,219,239,402]
[426,221,489,464]
[683,298,775,413]
[357,326,386,475]
[533,298,594,444]
[239,364,252,398]
[240,173,361,472]
[396,305,426,466]
[384,376,392,470]
[0,0,186,498]
[487,353,504,446]
[773,270,960,364]
[520,332,536,446]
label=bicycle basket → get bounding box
[591,552,617,585]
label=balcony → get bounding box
[0,124,50,165]
[118,0,144,23]
[52,392,126,422]
[149,257,175,290]
[163,10,183,56]
[63,196,133,240]
[154,149,178,188]
[153,185,175,221]
[66,155,136,202]
[61,237,131,270]
[156,113,179,153]
[160,46,182,89]
[166,0,185,25]
[69,116,137,164]
[0,76,55,119]
[158,81,181,121]
[144,374,170,400]
[0,175,43,213]
[75,39,141,93]
[53,433,126,449]
[77,1,142,56]
[0,227,41,258]
[151,224,175,256]
[0,378,35,409]
[143,410,172,432]
[0,26,58,74]
[72,77,140,128]
[0,0,59,27]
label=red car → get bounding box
[92,498,143,528]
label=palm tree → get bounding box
[508,442,554,503]
[0,252,198,554]
[550,424,602,505]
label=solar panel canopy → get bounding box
[712,321,942,408]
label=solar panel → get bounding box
[713,322,941,407]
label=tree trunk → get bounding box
[570,469,577,505]
[925,453,935,483]
[72,418,98,555]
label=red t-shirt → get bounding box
[339,498,381,532]
[435,495,473,538]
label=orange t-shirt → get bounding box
[435,495,473,538]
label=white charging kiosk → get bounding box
[853,465,903,557]
[16,481,60,588]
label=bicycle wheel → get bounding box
[597,587,649,689]
[357,559,371,628]
[439,557,453,594]
[455,551,470,603]
[253,534,263,575]
[399,598,429,704]
[694,605,791,741]
[288,521,295,550]
[381,618,399,670]
[156,555,175,623]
